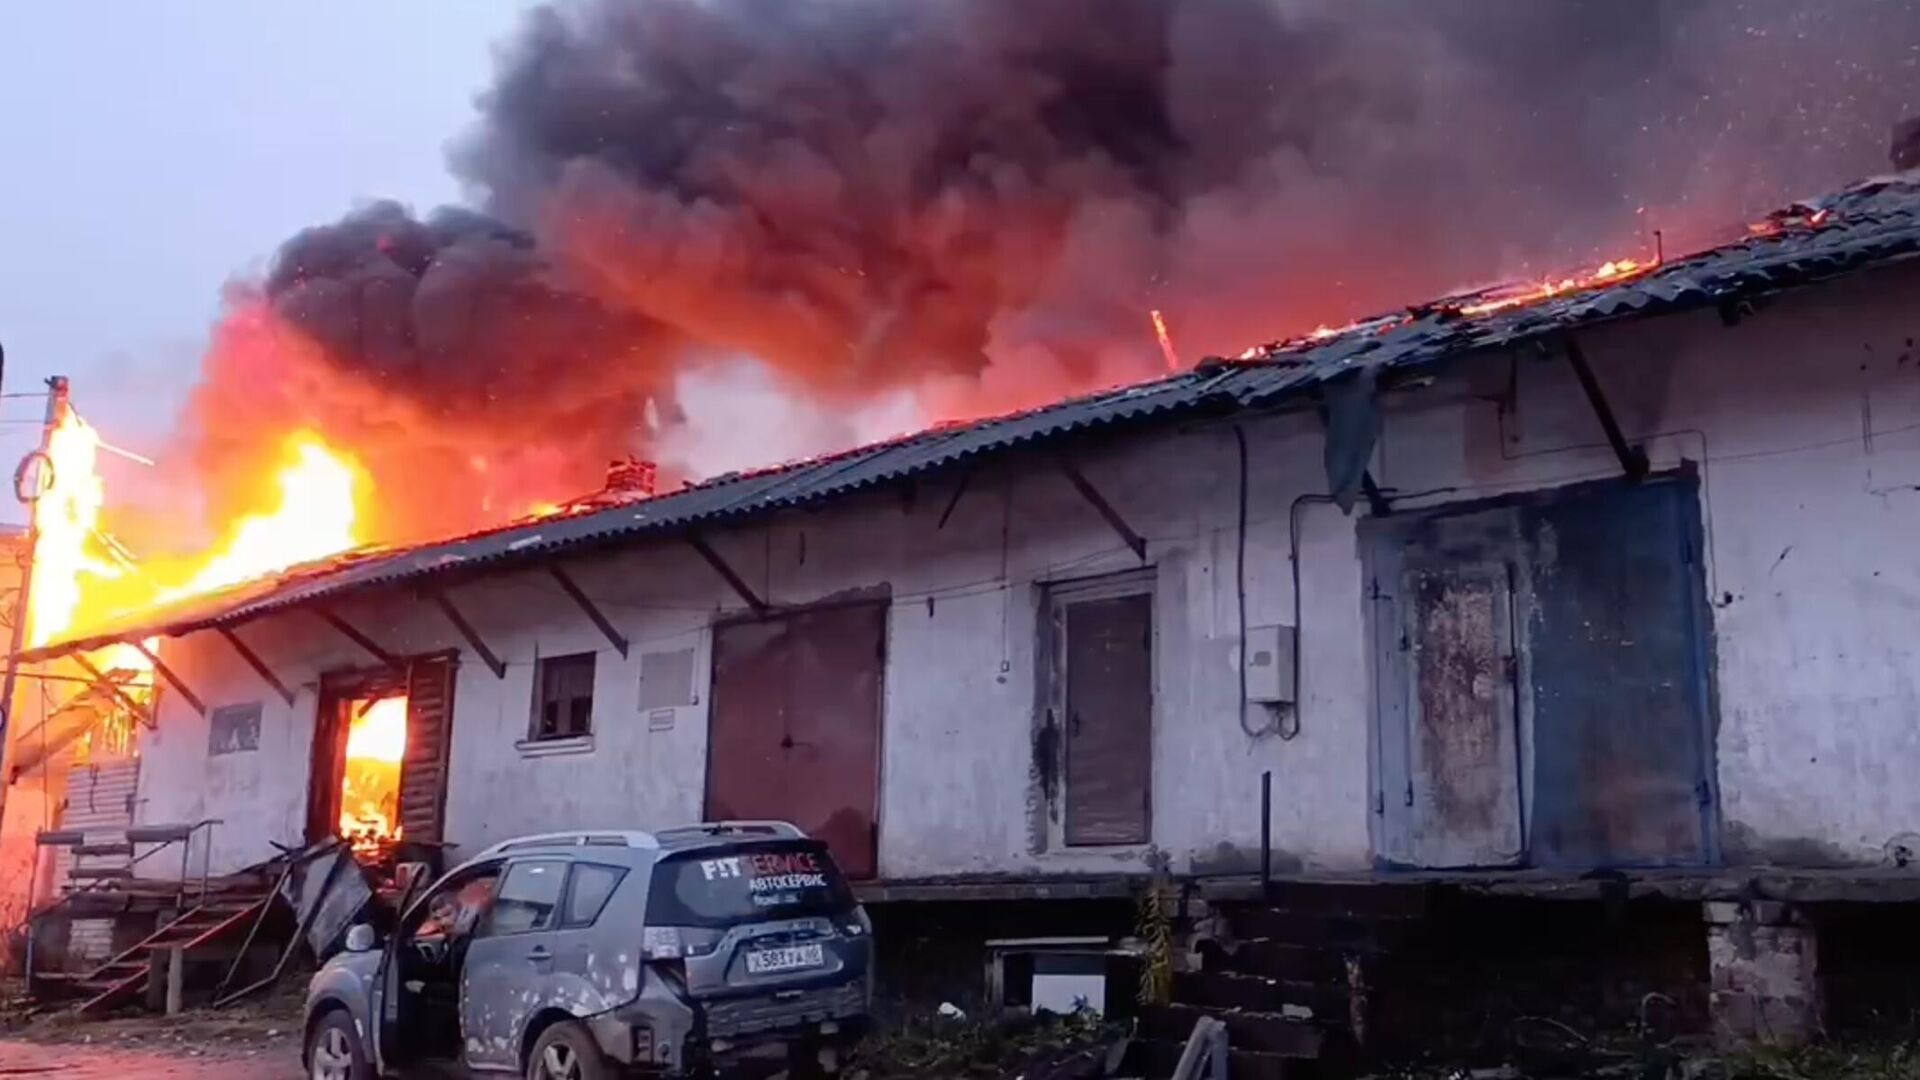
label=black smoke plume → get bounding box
[175,0,1920,543]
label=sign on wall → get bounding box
[209,702,263,755]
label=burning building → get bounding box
[15,0,1920,1060]
[13,168,1920,1053]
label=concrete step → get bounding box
[1207,940,1346,982]
[1216,883,1430,919]
[1171,971,1346,1021]
[1139,1005,1324,1058]
[1123,1038,1319,1080]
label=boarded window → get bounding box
[639,648,697,710]
[1048,582,1153,847]
[208,702,262,756]
[533,653,596,740]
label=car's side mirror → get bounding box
[344,923,378,953]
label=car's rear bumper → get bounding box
[587,975,870,1075]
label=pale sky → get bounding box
[0,2,538,522]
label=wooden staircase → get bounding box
[38,895,273,1015]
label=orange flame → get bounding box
[168,433,363,599]
[1457,255,1657,318]
[339,696,407,850]
[1149,310,1180,372]
[29,408,123,648]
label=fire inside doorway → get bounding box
[306,654,459,869]
[339,696,407,850]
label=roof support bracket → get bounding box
[1565,337,1649,482]
[1360,471,1393,518]
[686,534,769,616]
[130,641,207,718]
[1053,453,1148,562]
[548,566,630,658]
[936,468,974,531]
[314,609,406,674]
[429,589,507,680]
[70,653,158,729]
[217,626,296,706]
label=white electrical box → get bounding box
[1244,624,1297,704]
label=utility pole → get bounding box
[0,374,70,792]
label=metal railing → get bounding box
[22,819,222,989]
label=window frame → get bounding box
[558,862,628,930]
[482,858,569,938]
[530,652,598,742]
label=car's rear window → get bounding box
[646,841,854,927]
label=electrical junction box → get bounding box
[1244,624,1297,704]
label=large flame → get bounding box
[166,433,363,599]
[29,408,122,648]
[339,696,407,850]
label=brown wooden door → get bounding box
[1063,593,1153,846]
[707,602,885,879]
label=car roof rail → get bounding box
[653,820,808,845]
[481,830,661,857]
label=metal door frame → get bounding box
[1361,471,1719,870]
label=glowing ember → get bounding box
[1456,253,1660,318]
[339,696,407,850]
[1149,310,1181,372]
[171,433,363,597]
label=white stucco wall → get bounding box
[131,261,1920,878]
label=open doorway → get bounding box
[338,695,407,850]
[307,654,458,866]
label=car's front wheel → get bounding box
[306,1009,372,1080]
[527,1020,614,1080]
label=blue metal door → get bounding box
[1522,478,1716,868]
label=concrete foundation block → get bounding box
[1705,900,1820,1047]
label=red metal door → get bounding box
[707,602,885,879]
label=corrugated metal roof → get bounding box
[27,175,1920,660]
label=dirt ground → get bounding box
[0,977,304,1077]
[0,1036,302,1077]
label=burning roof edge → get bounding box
[23,173,1920,663]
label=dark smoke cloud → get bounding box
[173,0,1920,544]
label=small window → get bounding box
[488,860,566,935]
[562,863,627,928]
[534,653,596,740]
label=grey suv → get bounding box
[303,822,873,1079]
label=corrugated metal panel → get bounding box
[26,177,1920,659]
[56,757,139,894]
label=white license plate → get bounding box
[745,943,825,975]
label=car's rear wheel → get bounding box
[307,1010,372,1080]
[527,1020,613,1080]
